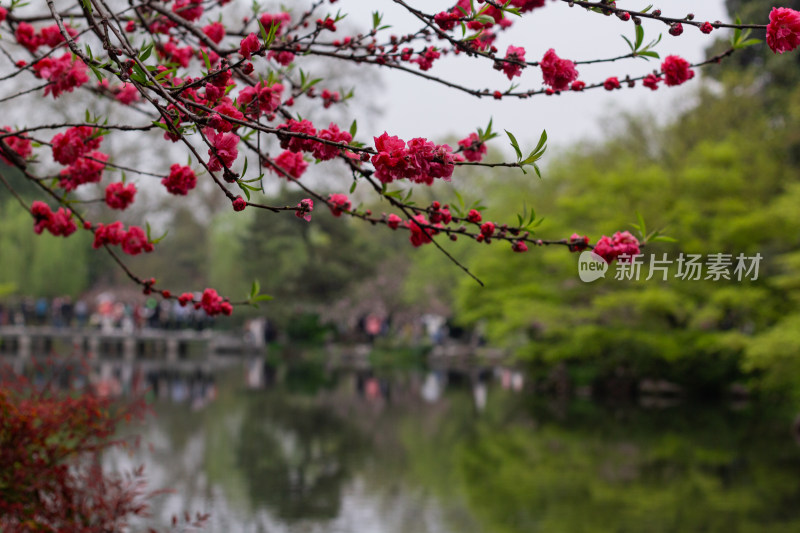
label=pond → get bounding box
[105,357,800,533]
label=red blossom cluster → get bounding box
[200,288,233,316]
[239,80,284,116]
[328,193,351,217]
[296,198,314,221]
[593,231,642,263]
[14,22,77,53]
[31,201,77,237]
[540,49,579,91]
[59,152,109,191]
[206,129,240,172]
[105,182,137,210]
[51,126,103,165]
[661,55,695,86]
[407,214,439,247]
[767,7,800,53]
[32,53,88,99]
[371,133,457,184]
[91,221,154,256]
[498,46,526,80]
[162,164,197,195]
[0,127,32,164]
[277,119,352,161]
[273,150,308,179]
[458,133,487,162]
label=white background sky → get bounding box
[333,0,733,151]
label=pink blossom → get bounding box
[661,55,695,86]
[92,221,126,249]
[328,193,351,217]
[269,50,296,66]
[458,133,486,162]
[278,119,318,153]
[162,164,197,195]
[105,182,137,210]
[31,201,76,237]
[512,241,528,252]
[39,24,78,48]
[312,123,352,160]
[273,150,308,179]
[592,231,641,263]
[203,22,226,44]
[767,8,800,54]
[15,22,40,53]
[232,196,247,211]
[510,0,546,13]
[295,199,314,221]
[387,214,402,229]
[121,226,154,255]
[51,127,102,166]
[259,12,292,34]
[406,215,438,247]
[413,47,441,71]
[540,49,578,91]
[603,77,621,90]
[239,33,261,59]
[114,83,140,104]
[172,0,204,22]
[208,101,245,133]
[205,129,239,171]
[238,81,284,116]
[500,46,526,80]
[0,127,32,165]
[32,54,89,99]
[642,74,661,91]
[58,152,108,191]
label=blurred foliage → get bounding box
[444,80,800,394]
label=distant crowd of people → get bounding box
[0,293,218,332]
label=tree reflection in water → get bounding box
[236,391,368,522]
[110,362,800,533]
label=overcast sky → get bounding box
[334,0,733,152]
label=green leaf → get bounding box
[635,24,644,49]
[736,38,762,49]
[349,180,357,193]
[139,42,153,63]
[89,64,105,82]
[650,235,678,243]
[505,130,522,160]
[636,211,647,239]
[349,119,358,137]
[151,229,168,244]
[532,129,547,156]
[237,181,251,201]
[454,189,465,208]
[200,49,211,71]
[622,35,635,53]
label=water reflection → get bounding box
[101,357,800,533]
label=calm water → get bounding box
[106,360,800,533]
